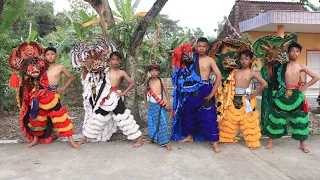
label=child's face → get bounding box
[45,50,57,63]
[289,47,300,61]
[196,42,208,55]
[149,69,160,77]
[240,54,252,68]
[110,56,120,68]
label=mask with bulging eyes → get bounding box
[84,50,107,73]
[261,45,288,64]
[23,56,46,78]
[181,44,194,63]
[222,56,238,70]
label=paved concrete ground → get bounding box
[0,136,320,180]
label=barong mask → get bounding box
[22,56,47,78]
[222,56,238,70]
[69,37,117,69]
[253,33,297,64]
[172,44,194,69]
[209,39,254,68]
[84,50,108,73]
[253,33,297,79]
[8,41,45,89]
[9,42,45,70]
[209,39,253,72]
[182,44,193,63]
[260,43,288,64]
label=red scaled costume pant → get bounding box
[20,89,74,143]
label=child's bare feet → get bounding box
[213,141,221,153]
[70,141,81,150]
[179,135,193,143]
[68,136,81,150]
[299,140,310,153]
[265,138,273,150]
[166,144,173,151]
[26,136,39,148]
[133,136,143,148]
[251,147,259,150]
[144,139,152,145]
[78,136,87,145]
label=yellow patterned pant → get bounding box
[219,95,261,148]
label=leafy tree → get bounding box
[0,0,25,111]
[7,0,70,40]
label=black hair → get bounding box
[147,64,160,72]
[45,47,57,54]
[197,37,209,44]
[110,51,122,59]
[288,42,302,52]
[239,49,253,59]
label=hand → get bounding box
[245,94,255,100]
[203,93,214,102]
[299,86,306,93]
[145,103,150,109]
[116,92,125,97]
[56,88,65,93]
[165,104,170,110]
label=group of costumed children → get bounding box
[8,34,319,153]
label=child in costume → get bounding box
[45,47,74,93]
[143,63,173,151]
[8,42,79,149]
[218,49,267,149]
[253,33,296,139]
[264,42,319,153]
[75,46,143,148]
[171,37,222,152]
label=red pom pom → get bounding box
[9,72,19,88]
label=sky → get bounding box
[53,0,320,37]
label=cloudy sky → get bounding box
[53,0,320,36]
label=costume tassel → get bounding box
[30,98,40,120]
[9,71,19,88]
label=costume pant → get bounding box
[182,83,219,142]
[265,89,309,141]
[219,95,261,148]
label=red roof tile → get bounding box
[217,0,308,39]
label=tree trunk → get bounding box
[0,0,6,19]
[126,0,168,127]
[84,0,114,34]
[124,51,147,127]
[131,0,169,50]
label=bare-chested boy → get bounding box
[78,51,143,148]
[144,64,173,151]
[28,47,80,149]
[178,37,223,153]
[219,49,267,149]
[265,42,319,153]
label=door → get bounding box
[307,51,320,89]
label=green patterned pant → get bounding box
[266,89,309,141]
